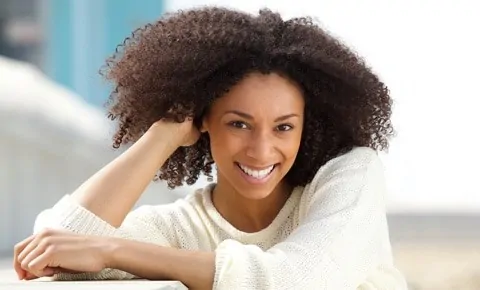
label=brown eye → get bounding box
[276,124,293,132]
[228,121,248,129]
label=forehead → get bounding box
[211,72,305,115]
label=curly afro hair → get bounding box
[101,7,394,189]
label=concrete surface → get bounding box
[0,259,187,289]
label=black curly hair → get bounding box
[101,7,394,189]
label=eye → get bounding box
[276,124,293,132]
[228,121,249,129]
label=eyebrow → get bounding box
[224,110,300,122]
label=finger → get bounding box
[41,267,57,277]
[14,261,26,280]
[14,235,36,254]
[24,267,60,280]
[17,236,42,267]
[23,272,39,281]
[26,251,61,279]
[22,245,50,278]
[48,267,64,275]
[13,235,35,280]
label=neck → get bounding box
[212,177,291,233]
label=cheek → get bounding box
[208,128,243,163]
[283,142,301,161]
[281,133,303,162]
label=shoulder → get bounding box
[298,147,386,212]
[310,146,383,187]
[323,146,380,171]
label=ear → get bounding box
[200,118,208,133]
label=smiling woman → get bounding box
[13,6,407,290]
[205,72,305,225]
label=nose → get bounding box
[245,129,275,162]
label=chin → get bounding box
[236,186,277,200]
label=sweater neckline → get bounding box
[201,183,303,238]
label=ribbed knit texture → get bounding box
[34,147,407,289]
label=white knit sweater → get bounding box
[34,147,407,289]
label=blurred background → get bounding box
[0,0,479,289]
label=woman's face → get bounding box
[203,72,305,200]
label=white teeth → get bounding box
[238,164,274,179]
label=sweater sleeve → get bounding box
[33,196,174,280]
[213,148,408,290]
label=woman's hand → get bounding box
[13,229,112,280]
[149,117,201,148]
[13,228,216,287]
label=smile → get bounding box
[235,162,276,179]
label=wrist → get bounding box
[102,237,123,269]
[146,121,182,151]
[100,237,215,287]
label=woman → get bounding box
[13,7,407,290]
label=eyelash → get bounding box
[227,121,294,132]
[276,124,293,132]
[229,121,249,129]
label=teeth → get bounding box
[238,164,274,179]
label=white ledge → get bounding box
[0,268,187,290]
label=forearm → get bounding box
[71,124,177,227]
[108,238,215,290]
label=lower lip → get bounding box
[235,163,276,185]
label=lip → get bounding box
[236,162,276,171]
[234,162,277,185]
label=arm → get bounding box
[32,201,178,280]
[30,120,199,280]
[68,121,182,227]
[107,238,215,290]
